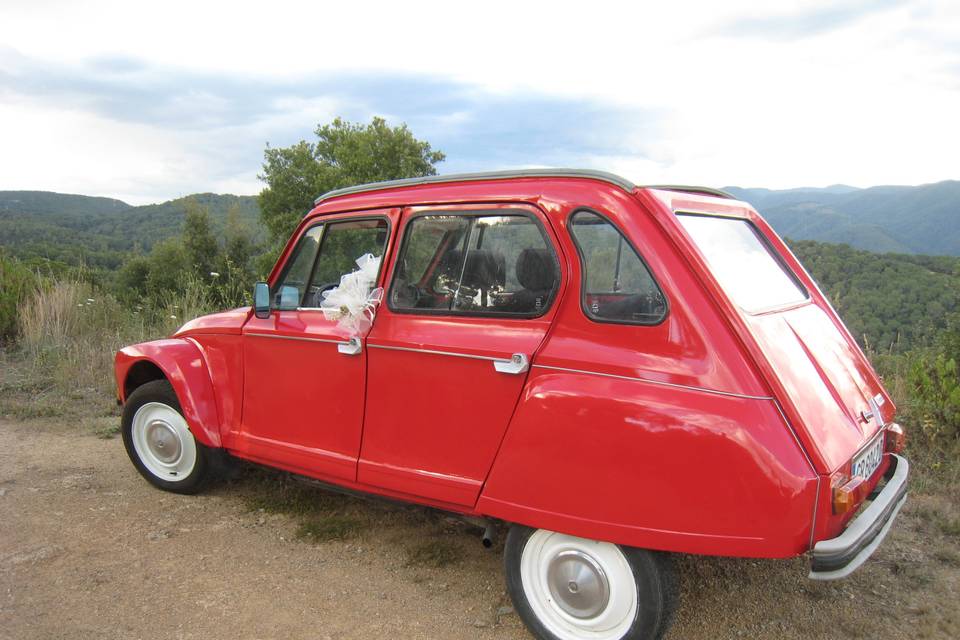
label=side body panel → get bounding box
[478,370,817,557]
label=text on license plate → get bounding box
[852,433,884,480]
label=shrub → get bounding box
[910,352,960,444]
[0,252,38,342]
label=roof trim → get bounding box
[313,168,636,204]
[641,184,736,200]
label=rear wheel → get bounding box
[121,379,211,494]
[505,526,677,640]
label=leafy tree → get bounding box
[183,201,220,280]
[258,117,445,244]
[145,239,189,298]
[224,203,255,271]
[115,255,151,304]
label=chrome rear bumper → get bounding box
[809,454,909,580]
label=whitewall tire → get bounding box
[505,526,677,640]
[121,379,211,494]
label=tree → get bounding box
[145,239,189,298]
[224,203,255,271]
[258,117,445,244]
[182,200,220,279]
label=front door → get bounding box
[235,211,398,482]
[359,204,564,506]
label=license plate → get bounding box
[851,432,884,480]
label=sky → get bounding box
[1,0,958,205]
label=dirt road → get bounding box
[2,418,957,640]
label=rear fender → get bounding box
[114,338,222,448]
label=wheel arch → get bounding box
[115,338,223,448]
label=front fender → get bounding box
[115,338,222,448]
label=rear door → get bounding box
[673,208,891,473]
[359,203,564,506]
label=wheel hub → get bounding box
[546,549,610,619]
[145,419,181,464]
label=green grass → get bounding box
[87,416,121,439]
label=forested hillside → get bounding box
[1,182,958,353]
[789,241,959,351]
[0,191,262,270]
[727,180,960,255]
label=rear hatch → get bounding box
[672,207,892,473]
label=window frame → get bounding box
[386,208,562,319]
[272,214,392,311]
[675,211,810,315]
[567,207,669,327]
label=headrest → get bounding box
[516,248,556,291]
[440,250,505,289]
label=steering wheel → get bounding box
[306,282,339,307]
[391,282,422,308]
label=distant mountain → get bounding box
[2,179,959,272]
[725,180,960,255]
[0,191,263,270]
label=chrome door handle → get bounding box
[337,336,362,355]
[494,353,529,375]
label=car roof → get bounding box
[312,169,734,205]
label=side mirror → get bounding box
[253,282,271,319]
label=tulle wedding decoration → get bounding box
[319,254,384,334]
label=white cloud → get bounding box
[1,0,958,201]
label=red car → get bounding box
[115,169,909,640]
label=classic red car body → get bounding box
[115,170,906,568]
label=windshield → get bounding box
[677,213,807,313]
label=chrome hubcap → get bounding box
[547,550,610,619]
[145,420,181,464]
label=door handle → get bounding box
[337,336,362,355]
[494,353,529,375]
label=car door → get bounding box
[359,203,564,506]
[235,210,398,482]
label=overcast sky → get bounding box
[1,0,958,204]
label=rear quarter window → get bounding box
[677,213,808,313]
[568,210,667,324]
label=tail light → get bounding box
[885,423,906,454]
[832,475,866,515]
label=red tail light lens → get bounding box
[885,423,906,454]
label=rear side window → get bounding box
[569,210,666,324]
[389,212,559,316]
[677,213,807,313]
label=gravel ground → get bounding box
[1,418,957,640]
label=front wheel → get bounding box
[121,379,211,494]
[504,526,677,640]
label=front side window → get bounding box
[569,210,667,324]
[389,212,559,316]
[677,213,807,313]
[274,218,388,308]
[274,225,323,303]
